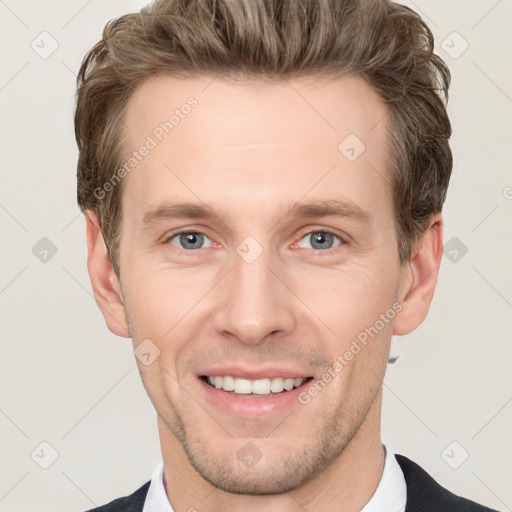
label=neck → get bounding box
[158,393,385,512]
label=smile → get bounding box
[202,375,313,395]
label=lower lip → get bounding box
[198,378,311,417]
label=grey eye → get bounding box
[169,232,212,250]
[298,231,341,250]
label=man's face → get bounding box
[114,74,408,493]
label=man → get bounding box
[74,0,500,510]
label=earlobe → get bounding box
[393,214,443,336]
[85,209,131,338]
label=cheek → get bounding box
[124,264,210,330]
[122,265,222,381]
[292,257,399,334]
[321,304,393,408]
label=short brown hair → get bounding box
[75,0,452,276]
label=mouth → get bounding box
[200,375,314,397]
[196,365,317,417]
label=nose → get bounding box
[213,248,296,345]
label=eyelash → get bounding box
[163,228,347,254]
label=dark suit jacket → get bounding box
[84,454,501,511]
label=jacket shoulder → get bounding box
[395,454,500,512]
[83,480,151,512]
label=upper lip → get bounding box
[198,366,315,380]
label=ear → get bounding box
[393,214,443,336]
[85,209,131,338]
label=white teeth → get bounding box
[283,378,294,391]
[223,375,235,391]
[270,377,285,393]
[234,378,252,394]
[205,375,306,394]
[252,379,271,395]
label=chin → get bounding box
[180,432,344,495]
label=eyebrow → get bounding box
[140,199,372,228]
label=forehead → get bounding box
[119,73,391,224]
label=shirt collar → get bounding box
[361,444,407,512]
[142,461,172,512]
[142,443,406,512]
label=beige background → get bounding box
[1,0,511,510]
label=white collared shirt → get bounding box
[142,443,406,512]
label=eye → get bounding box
[167,230,214,250]
[296,230,343,251]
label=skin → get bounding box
[85,74,443,512]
